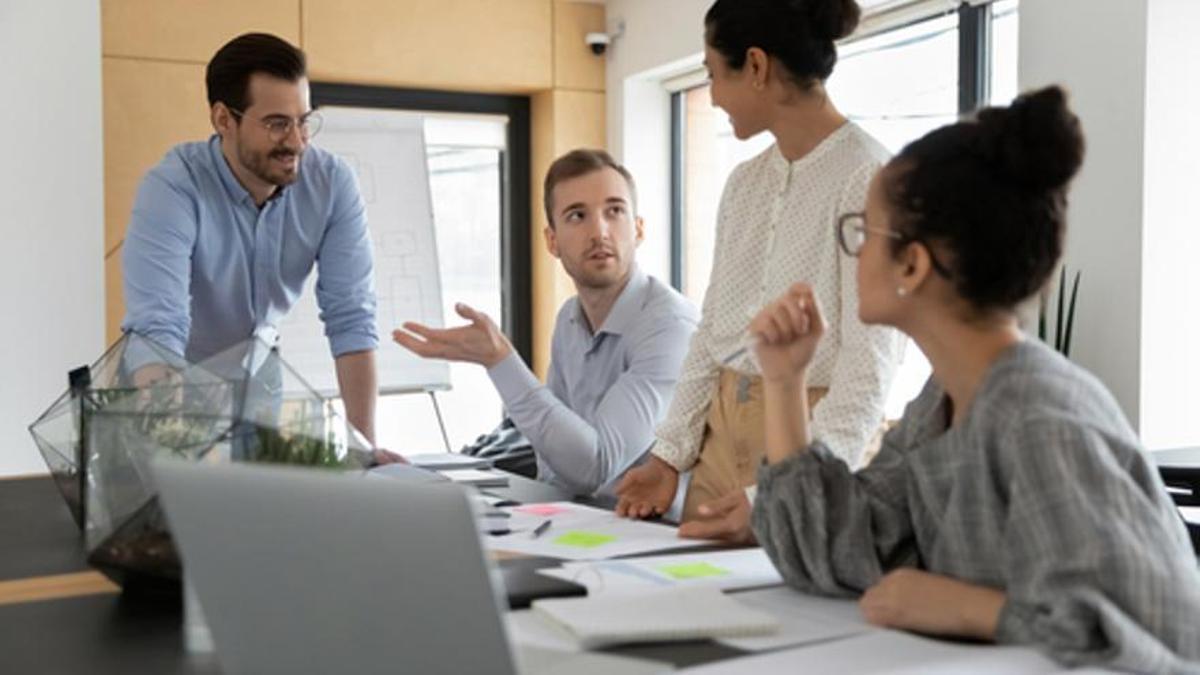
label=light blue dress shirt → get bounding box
[487,266,700,496]
[121,136,377,365]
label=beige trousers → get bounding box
[682,368,827,520]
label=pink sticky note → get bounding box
[514,504,570,516]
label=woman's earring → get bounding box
[754,81,765,90]
[896,287,908,297]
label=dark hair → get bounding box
[883,86,1086,311]
[543,149,638,228]
[206,33,307,111]
[704,0,860,89]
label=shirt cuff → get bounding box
[329,331,378,358]
[744,484,757,505]
[651,439,693,473]
[121,330,187,373]
[486,351,540,404]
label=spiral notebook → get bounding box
[530,586,779,649]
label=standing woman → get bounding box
[749,86,1200,670]
[617,0,903,530]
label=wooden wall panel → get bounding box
[302,0,553,92]
[102,58,209,341]
[553,1,606,92]
[528,87,605,377]
[102,58,209,255]
[102,0,300,62]
[530,91,557,377]
[100,0,606,374]
[551,88,606,148]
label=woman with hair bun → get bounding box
[617,0,904,539]
[747,86,1200,671]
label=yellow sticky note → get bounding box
[553,531,617,548]
[658,562,731,580]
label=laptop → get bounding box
[152,459,669,675]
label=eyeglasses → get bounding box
[836,212,902,257]
[227,107,323,143]
[836,212,954,278]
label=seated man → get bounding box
[395,149,699,496]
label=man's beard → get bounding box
[239,144,301,187]
[564,251,627,290]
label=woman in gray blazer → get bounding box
[746,86,1200,673]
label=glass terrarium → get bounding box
[28,332,372,588]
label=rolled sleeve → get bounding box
[316,159,377,358]
[121,171,198,361]
[751,411,919,597]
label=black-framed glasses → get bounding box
[836,212,954,278]
[228,107,323,143]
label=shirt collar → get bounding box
[569,263,648,338]
[766,121,854,177]
[207,135,287,208]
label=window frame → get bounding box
[310,83,533,365]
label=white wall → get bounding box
[0,2,105,476]
[1019,0,1148,430]
[1139,0,1200,449]
[604,0,711,282]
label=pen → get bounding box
[722,345,749,366]
[723,337,762,366]
[530,519,552,539]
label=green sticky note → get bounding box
[553,530,617,549]
[658,562,731,580]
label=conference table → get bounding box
[0,471,741,673]
[4,448,1195,674]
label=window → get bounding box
[378,117,507,451]
[828,12,960,155]
[670,2,1019,419]
[312,85,531,451]
[990,0,1020,106]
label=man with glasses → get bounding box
[121,33,394,461]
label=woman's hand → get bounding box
[859,568,1005,641]
[677,489,756,544]
[615,455,679,519]
[750,283,826,384]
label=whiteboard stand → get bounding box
[427,390,452,453]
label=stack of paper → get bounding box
[679,629,1061,674]
[531,586,779,649]
[407,452,493,471]
[483,501,712,560]
[440,468,509,487]
[538,548,783,596]
[715,586,872,652]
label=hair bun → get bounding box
[975,85,1085,191]
[791,0,861,41]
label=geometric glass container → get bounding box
[28,332,372,588]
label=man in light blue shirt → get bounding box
[394,149,699,496]
[121,33,385,450]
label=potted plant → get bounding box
[1038,266,1081,357]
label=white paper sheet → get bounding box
[538,548,783,596]
[682,630,1061,674]
[716,586,871,652]
[483,502,713,561]
[531,586,779,649]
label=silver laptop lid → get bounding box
[153,459,516,675]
